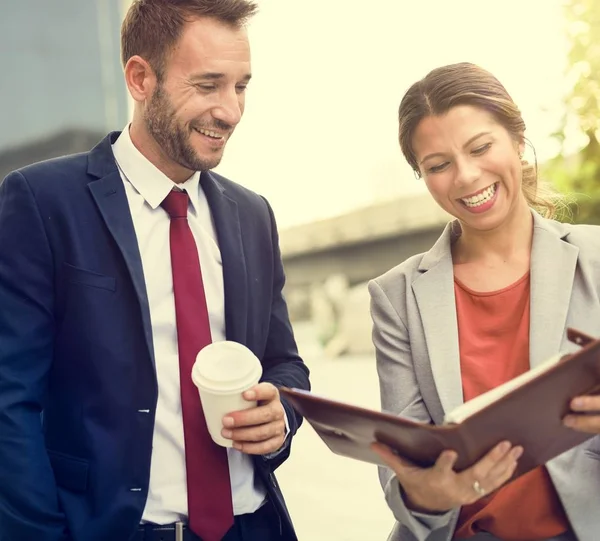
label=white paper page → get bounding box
[443,353,565,424]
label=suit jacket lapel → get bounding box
[85,135,250,364]
[529,213,579,367]
[201,172,248,344]
[413,223,464,415]
[413,212,579,415]
[87,133,156,367]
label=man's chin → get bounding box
[183,158,222,172]
[193,150,225,171]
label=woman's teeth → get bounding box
[461,183,497,207]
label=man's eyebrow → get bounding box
[190,72,252,82]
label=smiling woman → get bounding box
[412,105,526,230]
[367,62,600,541]
[398,63,563,223]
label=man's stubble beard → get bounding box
[144,83,223,172]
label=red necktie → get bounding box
[161,189,234,541]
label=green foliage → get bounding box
[544,0,600,223]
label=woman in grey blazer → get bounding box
[368,63,600,541]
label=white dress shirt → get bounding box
[111,126,267,524]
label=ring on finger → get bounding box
[472,480,486,497]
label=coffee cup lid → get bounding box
[192,341,262,393]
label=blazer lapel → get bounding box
[85,135,250,362]
[413,223,464,415]
[529,213,579,367]
[86,133,156,367]
[201,172,248,344]
[412,212,579,414]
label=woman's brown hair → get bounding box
[398,62,563,219]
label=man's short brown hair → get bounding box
[121,0,258,81]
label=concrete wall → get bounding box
[280,192,450,290]
[279,193,450,343]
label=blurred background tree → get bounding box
[543,0,600,223]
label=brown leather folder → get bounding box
[280,328,600,478]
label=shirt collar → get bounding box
[111,125,202,215]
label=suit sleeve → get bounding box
[0,172,70,541]
[257,197,310,470]
[369,279,457,541]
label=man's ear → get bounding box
[124,55,157,103]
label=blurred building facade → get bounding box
[279,194,451,356]
[1,0,129,179]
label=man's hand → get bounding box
[372,440,522,513]
[564,395,600,434]
[221,382,286,455]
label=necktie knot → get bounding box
[161,190,189,219]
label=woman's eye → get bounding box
[428,162,449,174]
[472,143,492,155]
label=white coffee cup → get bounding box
[191,341,263,447]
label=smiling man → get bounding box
[0,2,310,541]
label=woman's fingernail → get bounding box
[498,441,510,453]
[443,450,457,461]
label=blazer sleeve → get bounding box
[0,171,70,541]
[257,196,310,470]
[369,278,457,541]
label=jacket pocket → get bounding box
[64,263,116,292]
[47,449,89,492]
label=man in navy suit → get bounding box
[0,1,310,540]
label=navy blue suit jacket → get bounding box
[0,132,310,541]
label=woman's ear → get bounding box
[517,135,526,159]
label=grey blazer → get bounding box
[368,211,600,541]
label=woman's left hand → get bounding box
[564,395,600,434]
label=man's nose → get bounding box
[212,88,243,127]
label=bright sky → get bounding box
[211,0,570,228]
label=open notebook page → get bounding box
[443,353,565,424]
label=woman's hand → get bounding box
[564,395,600,434]
[371,440,523,513]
